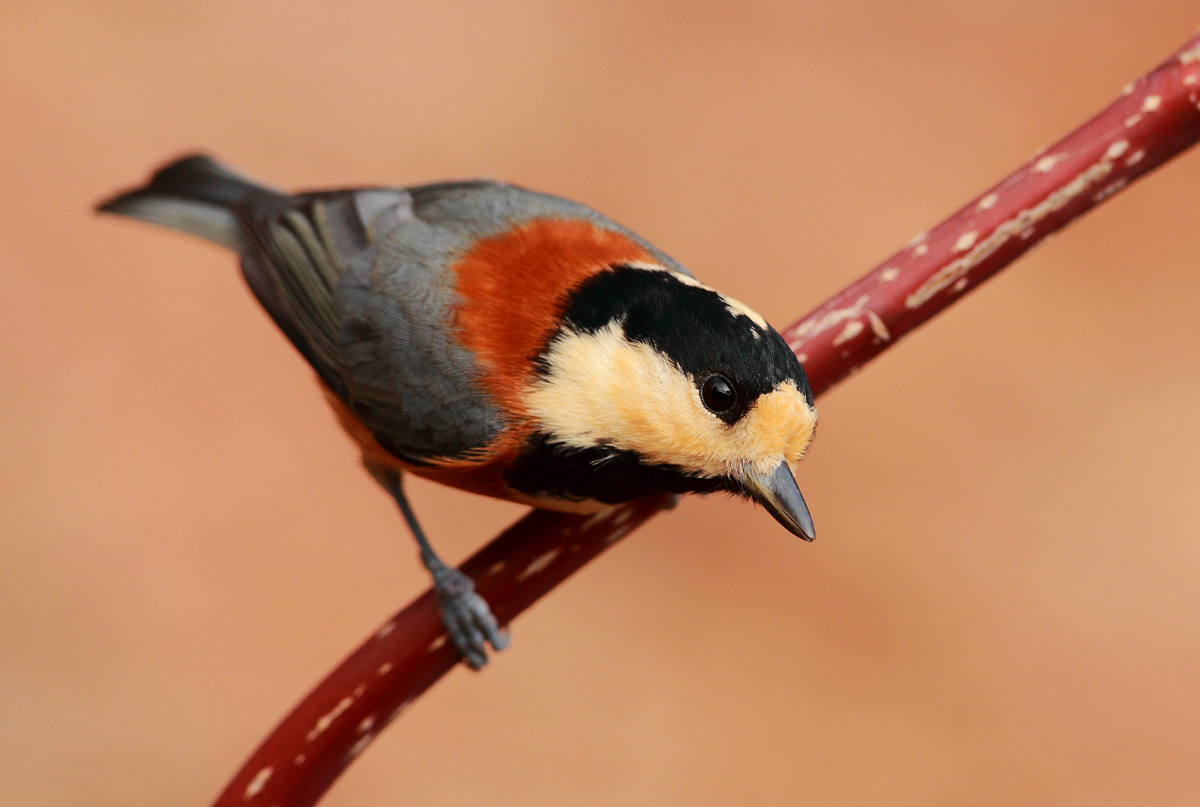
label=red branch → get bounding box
[213,33,1200,807]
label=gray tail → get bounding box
[96,154,283,251]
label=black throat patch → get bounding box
[502,432,732,505]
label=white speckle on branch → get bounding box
[952,278,969,293]
[879,266,900,282]
[346,734,374,761]
[428,636,447,652]
[1125,113,1143,128]
[832,320,863,346]
[1106,140,1129,160]
[953,231,978,252]
[913,242,929,257]
[376,621,395,640]
[605,522,636,545]
[1035,154,1066,173]
[486,560,507,576]
[306,697,354,742]
[518,548,562,581]
[244,767,273,801]
[866,310,891,342]
[1141,94,1162,113]
[612,507,637,528]
[376,662,393,677]
[294,754,306,766]
[1185,74,1199,86]
[582,509,612,532]
[977,193,999,210]
[357,715,375,734]
[1125,149,1145,166]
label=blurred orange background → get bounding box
[3,3,1199,805]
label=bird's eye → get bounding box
[700,374,736,413]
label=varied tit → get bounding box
[97,155,818,669]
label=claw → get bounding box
[432,567,509,669]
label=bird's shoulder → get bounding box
[233,179,691,467]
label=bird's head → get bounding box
[520,263,817,539]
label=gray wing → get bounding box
[236,180,691,463]
[329,187,503,462]
[236,185,501,462]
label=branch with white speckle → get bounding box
[211,31,1200,807]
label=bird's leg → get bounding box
[366,462,508,670]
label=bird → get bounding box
[97,154,818,669]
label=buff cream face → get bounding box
[525,320,817,481]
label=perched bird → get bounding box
[97,155,818,669]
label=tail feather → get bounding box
[96,154,282,250]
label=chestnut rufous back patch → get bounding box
[451,218,654,425]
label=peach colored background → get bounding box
[3,3,1199,805]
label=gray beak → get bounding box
[743,461,816,541]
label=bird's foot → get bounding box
[431,566,509,670]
